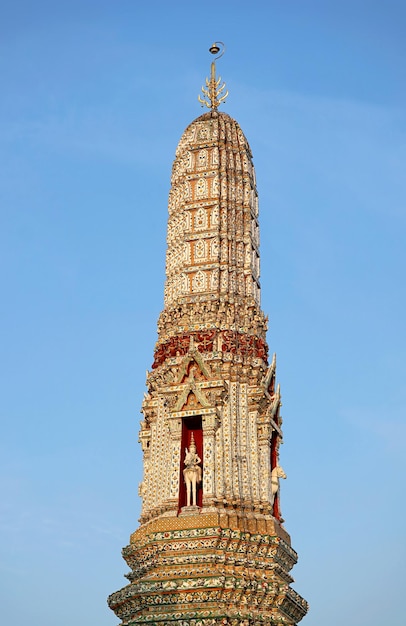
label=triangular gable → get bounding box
[173,382,211,412]
[263,352,277,393]
[268,384,281,420]
[176,349,212,384]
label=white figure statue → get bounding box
[183,432,202,507]
[270,464,287,507]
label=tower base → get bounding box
[108,513,308,626]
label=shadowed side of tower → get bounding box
[108,48,308,626]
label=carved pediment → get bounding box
[269,384,281,420]
[184,391,203,409]
[176,348,212,384]
[173,383,211,412]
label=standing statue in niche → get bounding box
[183,432,202,507]
[270,464,287,508]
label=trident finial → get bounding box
[198,42,229,110]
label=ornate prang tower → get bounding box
[108,43,308,626]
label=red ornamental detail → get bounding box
[152,330,268,368]
[222,331,238,353]
[238,334,254,357]
[152,344,166,367]
[196,330,216,352]
[177,335,191,354]
[222,332,268,362]
[152,335,191,368]
[166,339,177,358]
[256,337,267,361]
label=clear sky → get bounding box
[0,1,405,625]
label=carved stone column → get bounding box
[257,421,272,504]
[166,415,182,511]
[248,410,260,503]
[202,408,219,506]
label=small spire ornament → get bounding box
[198,41,229,110]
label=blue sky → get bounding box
[0,1,405,624]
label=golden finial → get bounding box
[198,42,229,110]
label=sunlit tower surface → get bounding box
[108,44,308,626]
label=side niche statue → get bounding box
[183,432,202,507]
[270,464,287,508]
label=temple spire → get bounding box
[108,50,309,626]
[198,41,229,110]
